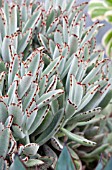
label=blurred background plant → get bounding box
[88,0,112,58]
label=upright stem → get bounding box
[26,131,30,144]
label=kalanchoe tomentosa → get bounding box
[0,0,112,169]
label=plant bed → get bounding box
[0,0,112,169]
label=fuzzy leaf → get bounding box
[8,56,19,88]
[46,75,57,92]
[82,63,103,84]
[66,56,78,92]
[53,44,60,59]
[38,33,48,50]
[61,54,74,79]
[77,85,100,112]
[9,5,17,34]
[18,71,33,98]
[50,99,59,115]
[0,8,7,39]
[21,3,28,22]
[63,17,68,43]
[39,75,48,95]
[65,99,76,120]
[70,107,101,124]
[27,50,41,79]
[68,34,79,56]
[29,105,49,134]
[0,61,7,73]
[0,128,10,158]
[36,89,64,109]
[23,11,41,33]
[49,39,55,56]
[0,72,6,95]
[25,105,38,131]
[17,29,32,53]
[0,157,5,170]
[8,103,23,126]
[12,124,25,139]
[80,22,103,47]
[2,36,11,62]
[47,18,59,34]
[0,101,8,123]
[34,111,53,136]
[61,128,96,147]
[0,122,4,132]
[36,109,64,145]
[42,56,63,78]
[23,82,38,111]
[23,143,39,156]
[54,30,63,45]
[46,9,56,30]
[73,114,105,127]
[5,115,13,128]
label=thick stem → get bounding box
[26,131,30,144]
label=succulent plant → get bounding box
[0,0,112,169]
[88,0,112,58]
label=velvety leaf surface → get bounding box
[56,145,76,170]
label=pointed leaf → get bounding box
[36,89,64,109]
[23,143,39,156]
[56,145,76,170]
[17,29,32,53]
[8,103,23,126]
[42,56,63,78]
[29,105,49,134]
[23,10,41,33]
[12,124,25,139]
[0,128,10,158]
[61,128,96,147]
[0,101,8,123]
[2,36,11,62]
[18,71,33,98]
[36,109,64,145]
